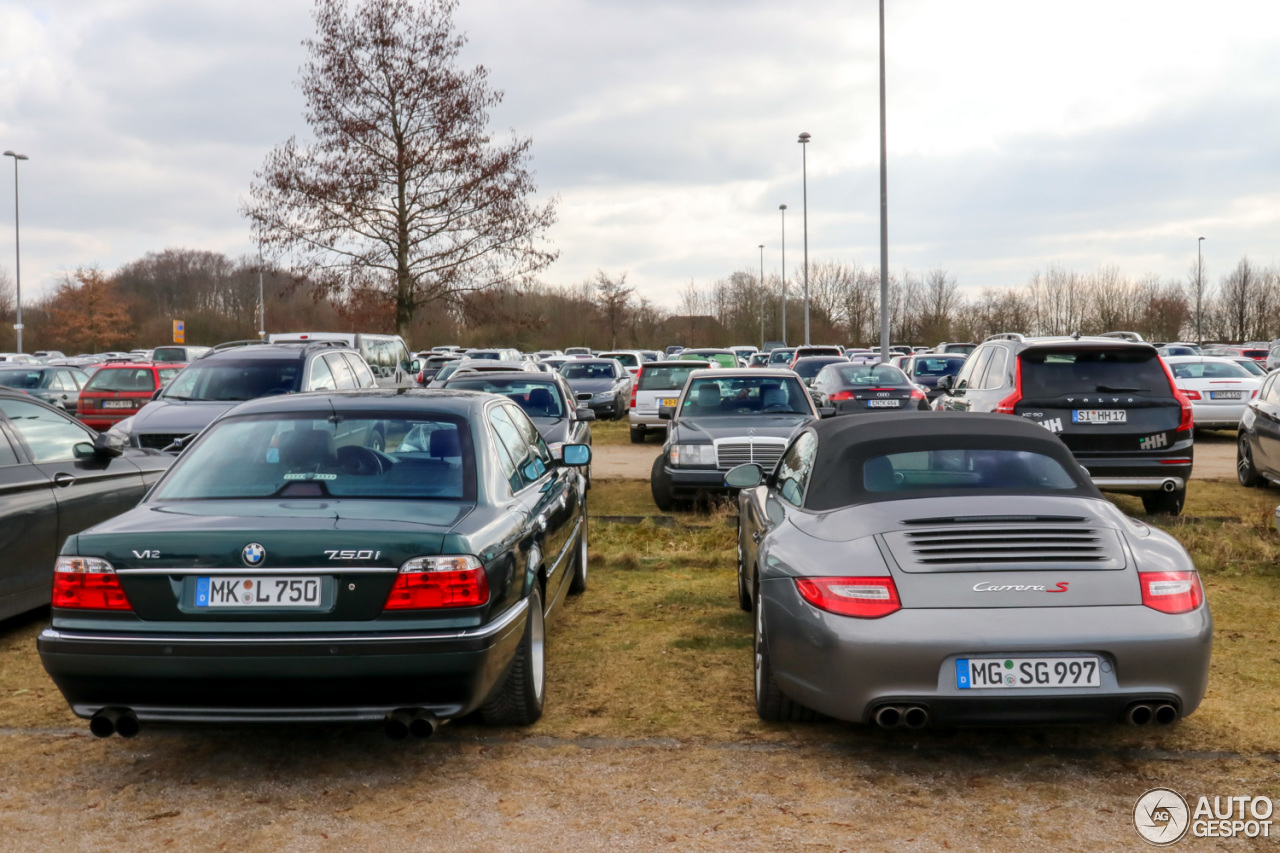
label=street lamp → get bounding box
[3,151,27,354]
[798,132,811,345]
[877,0,890,363]
[1196,237,1205,344]
[779,204,787,345]
[759,243,765,349]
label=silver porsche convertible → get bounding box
[728,412,1212,728]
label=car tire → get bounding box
[630,427,645,444]
[1238,435,1262,488]
[736,519,753,612]
[651,454,675,512]
[480,582,546,726]
[568,510,588,595]
[1142,487,1186,516]
[754,601,816,723]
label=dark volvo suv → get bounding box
[933,334,1193,514]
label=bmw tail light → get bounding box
[795,576,901,618]
[383,555,489,610]
[994,357,1023,414]
[52,557,132,611]
[1139,570,1203,614]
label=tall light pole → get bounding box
[877,1,890,362]
[798,132,811,345]
[759,243,765,349]
[3,151,27,354]
[779,204,787,344]
[1196,236,1205,344]
[258,256,266,340]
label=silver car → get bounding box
[730,411,1211,729]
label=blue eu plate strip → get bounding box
[195,577,210,607]
[955,659,971,689]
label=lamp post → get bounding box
[1196,237,1205,345]
[877,0,890,363]
[258,257,266,340]
[779,204,787,345]
[3,151,27,354]
[759,243,765,349]
[798,132,811,345]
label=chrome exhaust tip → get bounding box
[1126,703,1154,726]
[89,708,120,738]
[1162,479,1178,493]
[902,705,929,730]
[873,705,902,729]
[385,709,414,740]
[1153,703,1179,725]
[409,711,439,739]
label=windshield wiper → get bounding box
[1095,385,1147,392]
[163,395,197,401]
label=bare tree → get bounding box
[1218,257,1257,342]
[594,270,633,350]
[245,0,558,340]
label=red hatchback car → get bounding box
[76,362,185,431]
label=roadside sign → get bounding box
[173,320,185,344]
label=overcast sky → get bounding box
[1,0,1277,308]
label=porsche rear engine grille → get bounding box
[714,441,786,471]
[883,525,1126,572]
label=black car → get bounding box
[37,389,591,737]
[650,369,822,510]
[809,363,929,413]
[900,353,966,401]
[1236,369,1280,489]
[442,370,595,484]
[107,341,385,451]
[791,356,848,389]
[933,335,1193,514]
[559,359,632,420]
[0,364,90,412]
[0,391,172,621]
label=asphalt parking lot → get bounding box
[0,431,1275,851]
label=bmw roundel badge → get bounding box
[242,543,267,567]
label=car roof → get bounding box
[202,343,341,362]
[644,360,709,367]
[446,370,560,384]
[220,388,503,418]
[688,368,794,379]
[91,361,170,370]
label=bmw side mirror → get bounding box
[562,444,592,466]
[658,405,675,421]
[724,463,763,489]
[575,406,596,421]
[818,405,837,419]
[72,442,96,460]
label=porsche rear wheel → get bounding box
[754,602,817,723]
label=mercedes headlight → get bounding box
[671,444,716,467]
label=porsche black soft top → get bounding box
[802,411,1104,511]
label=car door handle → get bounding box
[54,473,76,488]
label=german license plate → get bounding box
[1209,390,1243,400]
[867,399,900,408]
[661,398,678,408]
[1072,409,1127,424]
[103,400,134,409]
[195,576,322,608]
[956,656,1101,689]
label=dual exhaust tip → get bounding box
[384,709,440,740]
[873,704,930,730]
[89,707,140,738]
[1126,702,1179,726]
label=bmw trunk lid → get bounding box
[72,500,471,623]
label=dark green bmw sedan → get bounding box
[37,389,591,739]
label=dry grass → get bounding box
[588,418,637,447]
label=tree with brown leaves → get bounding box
[44,269,134,353]
[245,0,558,341]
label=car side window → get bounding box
[1267,376,1280,406]
[489,406,536,492]
[308,356,337,391]
[774,432,818,508]
[394,341,412,371]
[343,352,377,387]
[978,347,1008,390]
[956,347,991,393]
[505,404,552,474]
[0,398,92,463]
[325,353,356,389]
[51,371,76,391]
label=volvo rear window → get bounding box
[638,365,706,391]
[154,414,476,501]
[1018,349,1171,397]
[864,449,1077,492]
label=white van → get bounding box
[267,332,416,387]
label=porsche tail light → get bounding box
[994,357,1023,414]
[1139,570,1203,614]
[52,557,132,611]
[795,576,901,619]
[383,555,489,610]
[630,367,642,409]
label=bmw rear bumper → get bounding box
[37,601,529,723]
[762,582,1212,726]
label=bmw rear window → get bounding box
[1018,349,1171,397]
